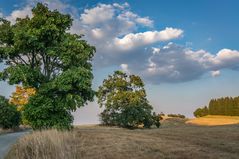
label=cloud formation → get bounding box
[2,0,78,24]
[80,4,114,25]
[5,5,32,23]
[70,2,183,69]
[114,28,183,50]
[2,0,239,84]
[128,43,239,84]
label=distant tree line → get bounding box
[167,114,186,119]
[194,96,239,117]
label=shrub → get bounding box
[0,96,21,129]
[152,112,161,128]
[194,106,209,117]
[168,114,186,119]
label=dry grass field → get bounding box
[6,118,239,159]
[186,115,239,126]
[5,129,79,159]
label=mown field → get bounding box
[186,115,239,126]
[6,118,239,159]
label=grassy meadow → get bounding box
[6,117,239,159]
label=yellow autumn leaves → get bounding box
[9,86,36,111]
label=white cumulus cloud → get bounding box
[80,4,114,25]
[6,5,32,24]
[135,17,153,27]
[4,0,79,24]
[114,28,183,50]
[211,70,220,77]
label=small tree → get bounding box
[0,96,20,129]
[152,112,161,128]
[97,71,157,128]
[194,106,208,117]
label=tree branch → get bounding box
[17,55,29,65]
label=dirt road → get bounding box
[0,131,28,159]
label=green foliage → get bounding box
[0,96,21,129]
[193,106,208,117]
[167,114,186,118]
[24,93,73,130]
[208,97,239,116]
[152,112,161,128]
[0,3,95,130]
[194,96,239,117]
[97,71,159,129]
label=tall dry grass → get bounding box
[6,122,239,159]
[5,129,82,159]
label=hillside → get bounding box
[186,115,239,126]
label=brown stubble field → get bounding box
[6,118,239,159]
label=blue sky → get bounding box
[1,0,239,124]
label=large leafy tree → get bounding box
[97,71,157,128]
[0,3,95,129]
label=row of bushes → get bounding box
[167,114,186,119]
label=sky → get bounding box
[0,0,239,124]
